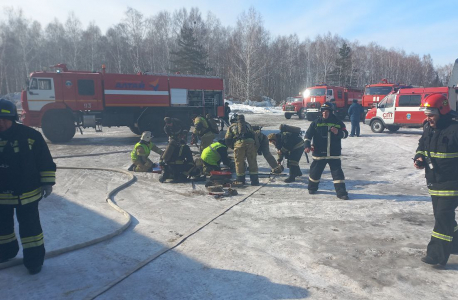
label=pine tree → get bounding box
[170,25,211,75]
[328,42,357,87]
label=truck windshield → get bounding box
[365,86,393,95]
[304,88,325,97]
[293,98,302,102]
[378,94,395,108]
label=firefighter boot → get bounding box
[250,174,259,186]
[236,175,246,185]
[128,164,135,171]
[284,166,300,183]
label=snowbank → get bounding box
[226,99,283,114]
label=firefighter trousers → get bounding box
[132,158,154,172]
[0,201,45,269]
[258,139,277,169]
[234,140,258,177]
[426,195,458,265]
[308,158,347,197]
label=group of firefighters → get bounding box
[1,92,458,275]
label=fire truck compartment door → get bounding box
[170,88,188,105]
[27,77,56,111]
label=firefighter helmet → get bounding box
[320,102,334,112]
[237,114,245,121]
[230,113,238,124]
[0,99,18,121]
[141,131,153,142]
[421,93,450,115]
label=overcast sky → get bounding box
[3,0,457,66]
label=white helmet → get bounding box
[141,131,153,142]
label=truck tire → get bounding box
[284,113,292,119]
[129,125,141,135]
[42,110,76,143]
[298,108,305,119]
[370,119,385,133]
[387,126,400,133]
[138,113,164,137]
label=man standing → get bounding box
[0,99,56,275]
[304,102,349,199]
[414,93,458,268]
[225,114,259,185]
[130,131,163,172]
[267,129,304,183]
[348,99,364,137]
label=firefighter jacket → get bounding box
[272,132,305,162]
[225,121,255,149]
[131,141,162,162]
[201,142,231,166]
[415,117,458,195]
[164,118,184,138]
[304,113,348,158]
[193,117,210,137]
[0,122,56,206]
[167,143,194,166]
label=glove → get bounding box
[42,185,53,198]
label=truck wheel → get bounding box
[42,110,76,143]
[387,126,400,132]
[371,119,385,133]
[298,108,305,119]
[129,125,141,135]
[285,114,292,119]
[138,113,164,137]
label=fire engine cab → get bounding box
[302,84,363,120]
[362,79,411,113]
[364,87,450,133]
[21,64,225,142]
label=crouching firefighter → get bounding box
[0,98,56,275]
[225,114,259,186]
[130,131,163,172]
[267,124,305,183]
[253,126,282,174]
[304,102,349,199]
[201,140,234,175]
[414,93,458,267]
[159,140,200,183]
[192,115,215,153]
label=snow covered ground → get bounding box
[1,111,457,300]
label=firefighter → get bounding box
[304,102,349,199]
[267,129,304,183]
[0,99,56,275]
[130,131,163,172]
[254,127,282,174]
[164,117,186,142]
[159,140,199,183]
[192,115,215,153]
[201,140,233,175]
[414,93,458,267]
[225,114,259,185]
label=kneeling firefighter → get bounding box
[268,124,304,183]
[130,131,163,172]
[159,140,199,183]
[201,140,234,175]
[225,114,259,185]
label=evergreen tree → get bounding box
[170,25,211,75]
[328,42,357,87]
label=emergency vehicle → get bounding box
[21,64,225,142]
[282,95,305,119]
[362,79,411,113]
[365,58,458,133]
[302,84,363,120]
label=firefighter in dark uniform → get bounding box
[304,102,349,199]
[201,140,233,175]
[414,93,458,267]
[254,126,282,173]
[225,114,259,186]
[164,117,186,142]
[159,140,197,183]
[192,115,215,153]
[0,99,56,275]
[267,131,304,182]
[130,131,163,172]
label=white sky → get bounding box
[2,0,457,66]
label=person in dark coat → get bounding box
[414,93,458,268]
[221,102,231,131]
[0,99,56,275]
[159,140,196,183]
[304,102,349,199]
[348,99,364,137]
[268,131,304,183]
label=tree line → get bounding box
[0,6,454,104]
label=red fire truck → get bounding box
[364,87,450,133]
[302,84,363,120]
[21,64,225,142]
[282,95,305,119]
[362,79,411,113]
